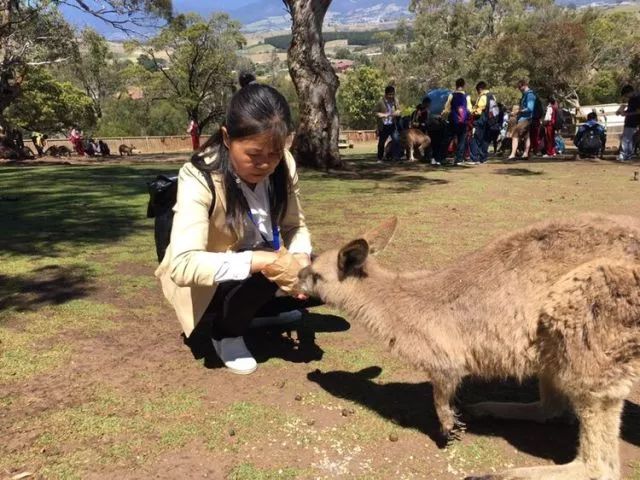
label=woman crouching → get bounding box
[155,82,317,374]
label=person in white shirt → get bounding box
[156,82,319,375]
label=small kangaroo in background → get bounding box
[118,144,136,156]
[298,215,640,480]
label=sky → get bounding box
[58,0,260,38]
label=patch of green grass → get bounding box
[228,463,301,480]
[0,343,72,382]
[322,345,400,379]
[0,300,119,381]
[447,438,506,473]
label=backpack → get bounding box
[484,93,502,132]
[147,169,215,263]
[579,124,602,153]
[532,93,544,121]
[449,92,469,128]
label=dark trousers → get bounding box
[530,119,542,154]
[470,123,490,163]
[377,124,400,161]
[428,121,449,164]
[204,274,321,340]
[451,125,467,163]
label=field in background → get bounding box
[1,151,640,479]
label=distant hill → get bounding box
[62,0,638,38]
[233,1,413,32]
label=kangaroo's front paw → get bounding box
[441,417,466,446]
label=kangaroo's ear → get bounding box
[363,217,397,255]
[338,239,369,281]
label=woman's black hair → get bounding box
[191,82,292,236]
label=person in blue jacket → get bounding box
[574,112,606,158]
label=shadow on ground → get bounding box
[306,158,450,193]
[0,165,175,257]
[0,265,96,313]
[493,167,544,176]
[308,367,640,462]
[183,312,350,369]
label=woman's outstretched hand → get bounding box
[261,248,304,296]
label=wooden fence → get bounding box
[41,127,624,154]
[42,132,379,155]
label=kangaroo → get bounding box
[298,215,640,480]
[385,128,431,162]
[119,144,136,156]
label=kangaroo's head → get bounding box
[298,217,397,303]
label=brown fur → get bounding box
[385,128,431,162]
[118,144,136,156]
[299,215,640,480]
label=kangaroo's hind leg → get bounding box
[465,397,624,480]
[464,374,571,423]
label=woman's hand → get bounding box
[292,253,311,269]
[250,250,279,273]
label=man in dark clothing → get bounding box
[617,84,640,161]
[442,78,472,165]
[469,81,495,164]
[411,98,431,133]
[374,85,401,162]
[574,112,606,158]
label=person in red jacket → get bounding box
[543,96,558,157]
[187,116,200,151]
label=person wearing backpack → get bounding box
[574,111,606,158]
[542,96,559,157]
[442,78,472,165]
[155,82,319,375]
[470,81,500,164]
[509,79,537,160]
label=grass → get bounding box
[1,151,640,479]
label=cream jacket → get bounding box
[154,150,311,336]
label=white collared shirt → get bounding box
[237,178,274,250]
[210,177,311,283]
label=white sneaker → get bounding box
[212,337,257,375]
[250,309,303,328]
[430,159,441,166]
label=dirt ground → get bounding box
[1,149,639,480]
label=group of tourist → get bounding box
[375,80,639,164]
[68,127,111,157]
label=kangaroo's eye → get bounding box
[312,272,324,283]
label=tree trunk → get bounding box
[0,0,19,133]
[284,0,342,170]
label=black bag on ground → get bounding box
[147,170,215,263]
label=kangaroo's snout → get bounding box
[297,266,313,294]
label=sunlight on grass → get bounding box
[228,463,301,480]
[2,160,640,478]
[446,438,507,474]
[322,345,400,380]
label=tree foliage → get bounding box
[137,13,245,132]
[5,68,95,132]
[0,0,172,131]
[67,28,127,119]
[387,0,640,107]
[337,66,385,130]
